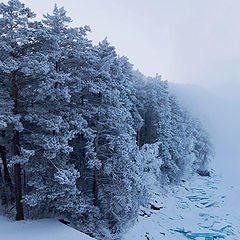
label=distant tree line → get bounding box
[0,1,214,239]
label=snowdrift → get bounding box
[0,216,95,240]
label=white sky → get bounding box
[4,0,240,89]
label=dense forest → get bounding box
[0,1,214,239]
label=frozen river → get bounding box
[124,173,240,240]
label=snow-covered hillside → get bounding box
[124,174,240,240]
[0,216,95,240]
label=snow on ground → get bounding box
[1,174,239,240]
[123,174,240,240]
[0,216,95,240]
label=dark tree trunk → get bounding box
[23,169,27,192]
[0,165,3,182]
[0,131,14,204]
[0,144,14,204]
[0,145,13,188]
[93,166,98,206]
[12,70,24,221]
[56,61,60,72]
[14,163,24,220]
[0,165,7,205]
[136,129,139,146]
[139,127,142,149]
[81,96,84,106]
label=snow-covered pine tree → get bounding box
[169,95,214,179]
[78,39,143,235]
[22,5,91,219]
[133,73,176,183]
[0,87,14,206]
[0,1,215,238]
[191,118,214,176]
[168,95,195,180]
[146,77,177,183]
[0,0,39,220]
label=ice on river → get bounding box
[124,174,240,240]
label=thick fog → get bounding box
[170,83,240,185]
[6,0,240,183]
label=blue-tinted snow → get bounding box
[124,174,240,240]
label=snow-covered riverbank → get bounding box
[124,174,240,240]
[1,174,239,240]
[0,216,95,240]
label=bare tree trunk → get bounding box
[12,70,24,221]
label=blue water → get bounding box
[169,175,240,239]
[172,228,225,239]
